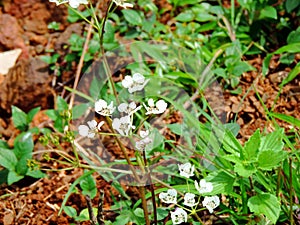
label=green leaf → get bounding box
[122,9,142,26]
[257,149,287,171]
[26,169,46,179]
[0,148,18,170]
[156,208,169,220]
[7,170,24,185]
[14,132,34,159]
[242,129,260,161]
[64,206,78,218]
[72,104,89,120]
[259,6,277,20]
[27,107,41,123]
[134,208,144,218]
[80,173,97,199]
[286,0,300,12]
[248,193,280,224]
[259,129,284,152]
[57,96,69,111]
[15,157,29,175]
[274,43,300,54]
[206,171,235,194]
[77,208,98,221]
[12,106,28,131]
[280,62,300,86]
[175,11,195,22]
[269,112,300,127]
[234,163,256,177]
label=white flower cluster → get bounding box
[78,73,167,147]
[49,0,88,8]
[158,162,220,224]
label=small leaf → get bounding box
[134,208,144,218]
[80,173,97,199]
[14,132,34,159]
[77,208,98,221]
[15,157,29,175]
[156,208,169,220]
[280,62,300,86]
[64,206,78,218]
[57,96,69,111]
[12,106,28,131]
[259,6,277,20]
[122,9,142,26]
[175,11,195,22]
[7,170,24,185]
[248,193,280,224]
[0,148,18,170]
[27,107,41,123]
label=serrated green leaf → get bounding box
[242,129,260,161]
[7,170,24,185]
[12,106,28,131]
[259,129,284,152]
[257,149,287,171]
[122,9,142,26]
[206,171,235,194]
[80,173,97,199]
[0,148,18,170]
[248,193,280,224]
[234,163,256,177]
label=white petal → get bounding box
[132,73,145,83]
[95,99,107,111]
[118,103,128,112]
[78,125,89,137]
[148,98,155,107]
[97,121,105,130]
[122,76,133,88]
[87,120,97,129]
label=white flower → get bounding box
[49,0,68,6]
[159,189,177,204]
[202,196,220,213]
[121,73,149,93]
[69,0,88,8]
[170,208,188,224]
[118,102,142,115]
[78,120,104,138]
[95,99,115,116]
[112,115,135,136]
[143,98,167,115]
[49,0,88,8]
[195,179,213,194]
[112,0,133,8]
[178,163,195,178]
[183,193,197,207]
[135,130,152,151]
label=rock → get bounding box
[0,58,53,113]
[0,14,29,58]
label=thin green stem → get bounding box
[289,157,294,224]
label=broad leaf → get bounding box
[7,170,24,185]
[27,107,41,123]
[242,129,260,161]
[80,173,97,199]
[257,149,287,171]
[12,106,28,131]
[248,193,280,224]
[122,9,142,26]
[0,148,18,170]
